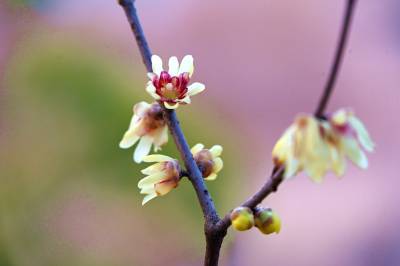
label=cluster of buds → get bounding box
[230,206,281,235]
[272,108,374,182]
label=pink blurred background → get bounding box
[1,0,399,265]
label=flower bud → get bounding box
[230,207,254,231]
[254,207,281,235]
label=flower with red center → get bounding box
[138,154,182,205]
[146,55,205,109]
[119,102,168,163]
[191,143,223,180]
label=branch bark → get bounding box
[117,0,357,265]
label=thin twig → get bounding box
[315,0,357,118]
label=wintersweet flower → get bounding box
[191,143,223,180]
[324,108,375,174]
[119,102,168,163]
[138,154,181,205]
[272,115,331,181]
[146,55,205,109]
[272,109,374,182]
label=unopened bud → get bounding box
[230,207,254,231]
[254,207,281,235]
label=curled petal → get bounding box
[187,82,205,96]
[141,162,165,175]
[151,55,163,75]
[168,56,179,76]
[154,179,178,196]
[164,102,179,109]
[153,126,169,151]
[342,138,368,169]
[180,96,191,104]
[178,55,194,76]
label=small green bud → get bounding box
[230,207,254,231]
[254,207,281,235]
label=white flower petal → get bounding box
[187,82,205,96]
[168,56,179,76]
[142,154,173,163]
[133,101,151,117]
[348,116,375,152]
[191,143,204,154]
[151,55,163,75]
[142,193,158,205]
[209,145,223,158]
[134,135,153,163]
[180,96,191,104]
[164,102,179,109]
[140,183,155,194]
[146,83,160,100]
[178,55,194,76]
[213,157,223,173]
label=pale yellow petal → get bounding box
[119,129,140,149]
[140,184,155,194]
[153,126,169,151]
[180,96,191,104]
[138,172,166,188]
[164,102,179,109]
[209,145,223,158]
[178,55,194,77]
[204,173,217,181]
[187,82,205,96]
[134,135,153,163]
[168,56,179,76]
[191,143,204,154]
[142,193,158,205]
[348,116,375,152]
[142,154,173,163]
[141,162,165,175]
[133,101,151,117]
[154,179,178,195]
[151,55,163,75]
[342,138,368,169]
[212,157,223,173]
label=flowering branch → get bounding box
[117,0,360,265]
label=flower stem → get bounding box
[315,0,358,118]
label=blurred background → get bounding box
[0,0,399,265]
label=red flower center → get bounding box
[152,71,190,102]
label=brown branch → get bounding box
[315,0,357,118]
[117,0,357,265]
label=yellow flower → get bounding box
[230,207,255,231]
[138,154,181,205]
[191,143,223,180]
[272,109,374,182]
[119,102,168,163]
[325,108,375,174]
[254,207,281,235]
[146,55,206,109]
